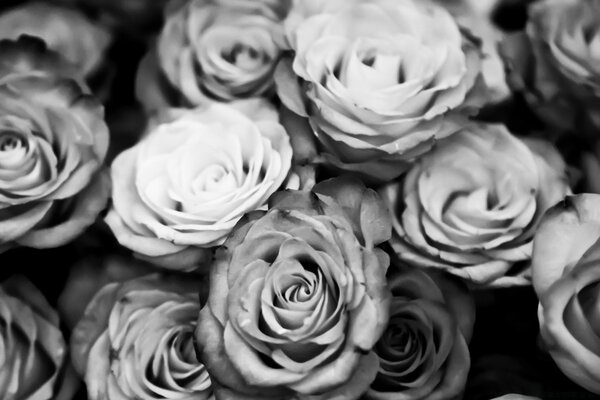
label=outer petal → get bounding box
[538,260,600,393]
[17,169,110,248]
[532,194,600,296]
[313,176,392,248]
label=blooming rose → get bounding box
[0,2,112,79]
[367,267,474,400]
[381,123,569,287]
[0,36,110,252]
[0,276,78,400]
[195,177,392,399]
[105,99,293,271]
[500,0,600,134]
[531,194,600,393]
[275,0,487,182]
[71,274,213,399]
[136,0,288,112]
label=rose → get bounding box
[105,99,293,271]
[195,177,392,399]
[136,0,288,112]
[70,274,213,400]
[0,276,78,400]
[531,194,600,394]
[367,267,474,400]
[500,0,600,134]
[380,123,569,287]
[275,0,487,182]
[0,2,112,79]
[0,36,110,253]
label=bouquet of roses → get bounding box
[0,0,599,399]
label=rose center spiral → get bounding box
[193,164,238,193]
[223,43,264,70]
[0,131,25,152]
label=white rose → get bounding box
[105,99,293,271]
[276,0,487,182]
[381,123,569,287]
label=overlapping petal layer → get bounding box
[0,36,110,252]
[195,177,392,399]
[367,268,474,400]
[137,0,287,111]
[500,0,600,134]
[71,275,213,400]
[0,276,77,400]
[532,194,600,394]
[382,123,569,286]
[277,0,487,182]
[106,99,292,270]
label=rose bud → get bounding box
[532,194,600,394]
[381,123,569,287]
[0,36,110,253]
[70,274,213,400]
[276,0,488,183]
[0,275,78,400]
[136,0,289,112]
[500,0,600,135]
[195,177,392,399]
[105,99,295,271]
[0,2,112,81]
[367,267,475,400]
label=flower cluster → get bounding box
[1,0,600,399]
